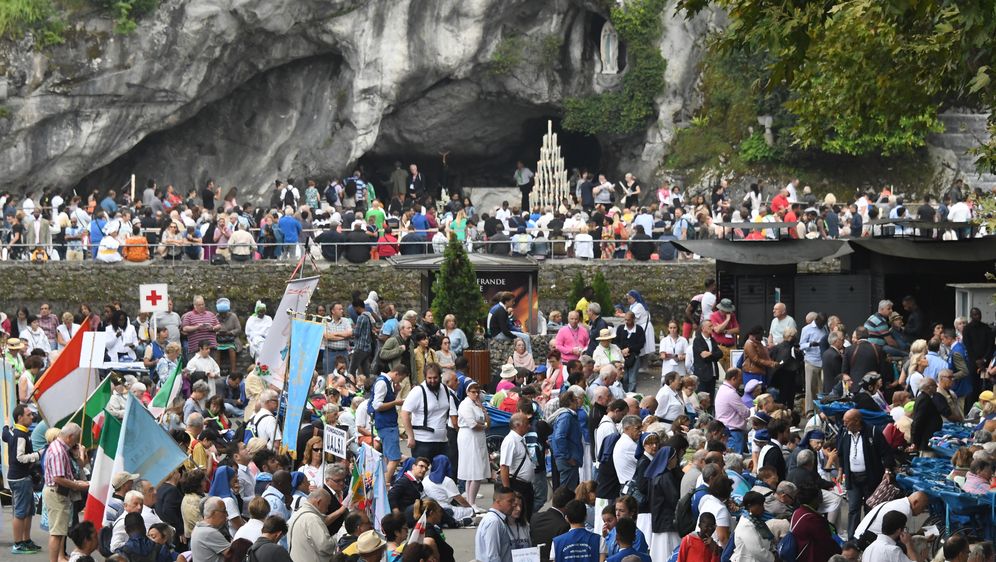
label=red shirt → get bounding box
[784,210,799,239]
[709,311,738,347]
[771,194,790,214]
[677,534,720,562]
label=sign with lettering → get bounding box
[324,425,347,459]
[512,547,540,562]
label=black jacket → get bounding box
[842,340,882,380]
[648,469,681,533]
[836,422,893,485]
[399,233,429,255]
[821,346,844,391]
[585,316,609,357]
[761,442,788,481]
[315,229,344,262]
[388,474,423,513]
[692,333,723,387]
[634,454,653,513]
[786,466,833,491]
[530,508,570,562]
[911,391,944,451]
[615,324,646,369]
[248,537,293,562]
[343,230,371,263]
[629,233,654,260]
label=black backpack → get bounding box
[97,526,114,557]
[674,484,709,536]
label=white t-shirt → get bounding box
[233,518,263,544]
[855,497,912,536]
[354,398,372,437]
[613,434,638,484]
[401,383,457,443]
[769,316,797,345]
[500,431,534,481]
[698,494,732,542]
[908,372,924,397]
[251,408,280,449]
[701,291,717,318]
[655,385,684,422]
[594,418,618,460]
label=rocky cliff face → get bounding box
[0,0,725,199]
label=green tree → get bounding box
[431,235,486,340]
[568,270,587,312]
[591,271,614,317]
[679,0,996,161]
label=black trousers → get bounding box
[412,440,448,463]
[510,477,535,521]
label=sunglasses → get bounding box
[312,447,322,452]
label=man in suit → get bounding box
[759,420,790,481]
[841,327,884,382]
[693,319,724,398]
[837,408,894,538]
[585,302,610,357]
[23,209,52,251]
[530,486,573,562]
[821,330,845,394]
[910,378,944,452]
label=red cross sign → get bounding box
[140,283,169,313]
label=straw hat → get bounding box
[354,530,387,555]
[500,364,518,379]
[596,328,615,341]
[5,338,24,351]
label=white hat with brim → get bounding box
[596,328,615,341]
[500,363,518,379]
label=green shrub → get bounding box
[490,36,525,76]
[563,0,669,135]
[0,0,55,38]
[739,132,777,163]
[591,271,614,316]
[431,234,486,339]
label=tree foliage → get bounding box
[431,234,486,340]
[591,271,614,317]
[679,0,996,161]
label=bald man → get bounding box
[837,409,893,538]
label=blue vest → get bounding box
[553,527,601,562]
[950,342,972,397]
[6,425,34,480]
[148,340,165,378]
[373,375,398,428]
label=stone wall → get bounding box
[0,259,713,329]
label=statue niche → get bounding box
[599,21,619,74]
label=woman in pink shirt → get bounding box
[962,459,993,494]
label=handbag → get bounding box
[865,469,903,510]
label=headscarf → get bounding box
[216,298,231,313]
[290,471,308,491]
[428,454,451,485]
[627,290,647,308]
[254,300,266,313]
[366,291,379,303]
[644,446,674,480]
[208,465,235,499]
[635,432,656,460]
[799,429,825,450]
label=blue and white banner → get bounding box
[281,318,325,457]
[117,394,188,485]
[0,360,16,483]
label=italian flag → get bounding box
[58,376,113,448]
[32,327,104,426]
[149,361,183,419]
[82,413,123,526]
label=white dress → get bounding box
[457,398,490,481]
[630,302,656,356]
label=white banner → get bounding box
[256,276,320,387]
[324,425,348,459]
[139,283,169,313]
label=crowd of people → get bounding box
[0,170,988,264]
[4,267,996,562]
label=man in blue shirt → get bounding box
[924,338,949,381]
[604,496,649,557]
[799,313,828,416]
[553,500,602,562]
[100,190,119,214]
[605,518,651,562]
[277,208,302,259]
[550,392,584,491]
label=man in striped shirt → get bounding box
[181,295,221,355]
[44,423,89,562]
[324,303,353,375]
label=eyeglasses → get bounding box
[331,478,346,484]
[312,447,322,452]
